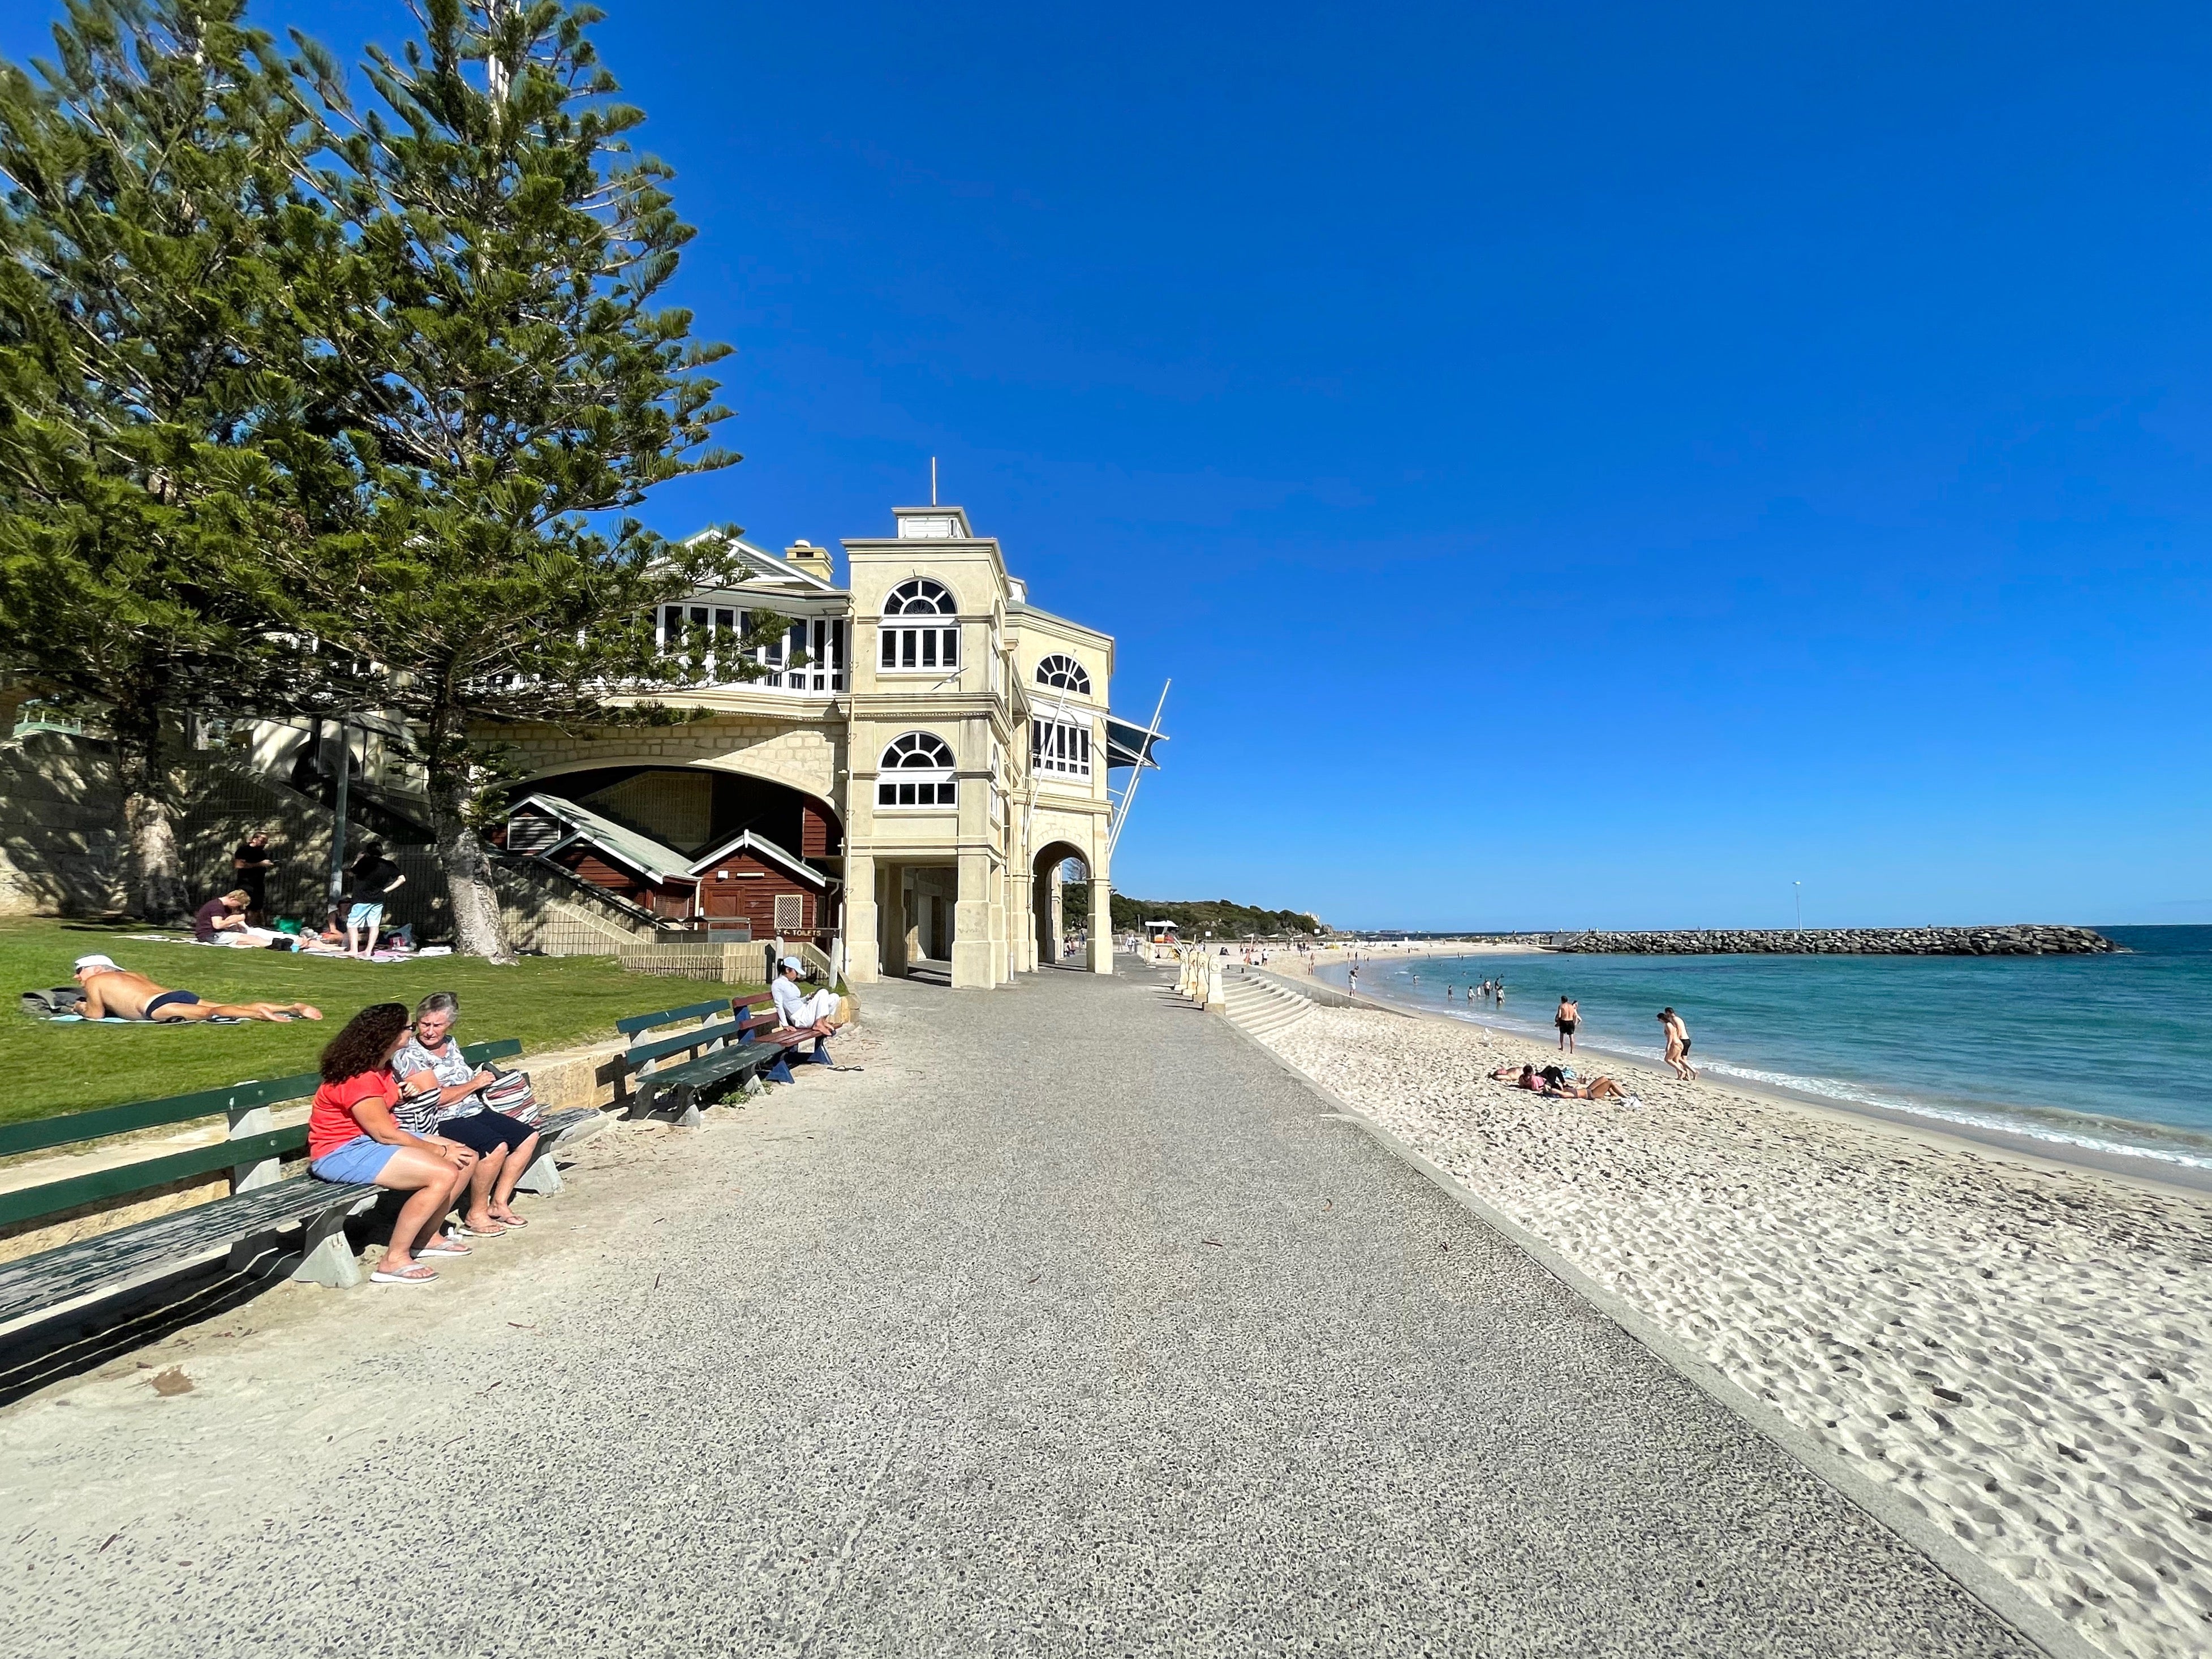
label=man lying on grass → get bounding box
[72,953,323,1023]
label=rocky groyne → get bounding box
[1551,925,2119,956]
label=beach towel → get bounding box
[41,1012,244,1024]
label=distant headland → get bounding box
[1550,925,2120,956]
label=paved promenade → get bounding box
[3,964,2033,1656]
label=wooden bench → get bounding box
[0,1038,597,1338]
[616,994,790,1127]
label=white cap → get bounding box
[73,953,119,973]
[779,955,804,973]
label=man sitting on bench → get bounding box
[72,954,323,1023]
[771,955,848,1067]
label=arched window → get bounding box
[877,732,957,808]
[1035,655,1091,696]
[880,579,960,672]
[885,578,957,615]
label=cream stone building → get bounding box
[495,502,1163,989]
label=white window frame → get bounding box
[877,731,958,810]
[658,604,846,694]
[880,579,961,676]
[1031,716,1092,781]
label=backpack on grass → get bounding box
[20,985,85,1020]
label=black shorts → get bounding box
[437,1111,537,1155]
[1680,1039,1692,1055]
[1559,1020,1577,1034]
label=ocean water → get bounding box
[1317,926,2212,1174]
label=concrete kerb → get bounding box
[1208,1000,2099,1659]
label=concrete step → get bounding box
[1222,977,1311,1039]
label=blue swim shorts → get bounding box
[346,903,385,929]
[310,1133,397,1184]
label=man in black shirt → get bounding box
[232,831,277,921]
[344,840,407,957]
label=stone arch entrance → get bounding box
[1031,840,1094,969]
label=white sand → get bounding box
[1258,1003,2212,1659]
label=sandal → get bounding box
[453,1222,505,1239]
[418,1237,472,1258]
[489,1213,527,1228]
[371,1264,438,1285]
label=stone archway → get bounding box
[1031,840,1091,969]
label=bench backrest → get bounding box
[621,1024,742,1069]
[616,998,731,1038]
[0,1038,523,1232]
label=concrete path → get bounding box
[2,965,2035,1657]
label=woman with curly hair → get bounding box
[305,1002,478,1286]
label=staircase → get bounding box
[1221,970,1312,1039]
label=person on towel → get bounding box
[770,955,847,1065]
[71,954,322,1023]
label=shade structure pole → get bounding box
[1106,680,1170,862]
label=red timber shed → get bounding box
[500,792,832,938]
[686,830,834,942]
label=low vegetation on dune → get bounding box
[1109,895,1326,939]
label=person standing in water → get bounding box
[1555,995,1579,1052]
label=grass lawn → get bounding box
[1,917,760,1127]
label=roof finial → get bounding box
[930,456,937,506]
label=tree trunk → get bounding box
[425,741,513,962]
[111,695,187,922]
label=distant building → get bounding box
[490,503,1164,988]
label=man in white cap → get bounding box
[770,955,848,1066]
[72,955,322,1023]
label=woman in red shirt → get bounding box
[307,1002,479,1285]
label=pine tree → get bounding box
[0,0,326,919]
[287,0,748,959]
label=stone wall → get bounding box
[1551,925,2120,956]
[503,715,842,805]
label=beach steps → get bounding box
[1223,972,1312,1039]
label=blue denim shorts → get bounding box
[311,1133,397,1184]
[345,903,384,929]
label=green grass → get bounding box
[1,917,761,1128]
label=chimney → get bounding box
[784,540,834,582]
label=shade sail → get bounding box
[1104,715,1168,770]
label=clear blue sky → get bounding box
[11,2,2211,929]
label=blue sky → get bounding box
[10,2,2211,929]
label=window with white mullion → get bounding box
[879,621,959,673]
[1030,717,1092,780]
[658,604,844,693]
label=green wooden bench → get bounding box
[616,994,788,1127]
[0,1039,598,1338]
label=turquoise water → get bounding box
[1319,926,2212,1174]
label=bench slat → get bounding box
[0,1125,313,1231]
[616,999,729,1037]
[622,1022,738,1068]
[0,1071,321,1161]
[0,1174,379,1334]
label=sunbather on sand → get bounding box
[72,954,323,1022]
[1550,1074,1630,1101]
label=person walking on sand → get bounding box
[1659,1007,1697,1080]
[1555,995,1579,1053]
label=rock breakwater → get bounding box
[1552,924,2118,955]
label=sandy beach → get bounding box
[1251,996,2212,1659]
